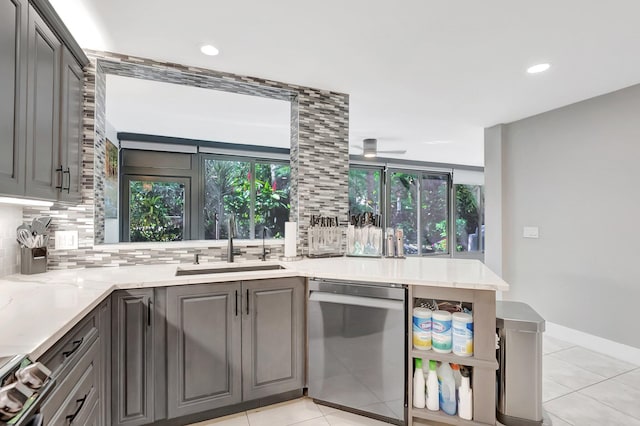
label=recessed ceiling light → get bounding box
[527,63,550,74]
[200,44,219,56]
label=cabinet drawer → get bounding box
[42,336,101,425]
[39,309,98,379]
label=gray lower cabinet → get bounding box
[166,282,242,418]
[38,298,109,426]
[25,3,61,200]
[165,278,305,420]
[112,289,155,426]
[242,278,305,401]
[0,0,27,195]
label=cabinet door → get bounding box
[59,47,83,201]
[242,277,305,401]
[111,290,154,426]
[166,282,242,418]
[0,0,27,195]
[25,5,60,200]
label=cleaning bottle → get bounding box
[426,360,439,411]
[437,362,457,415]
[451,363,462,390]
[458,366,473,420]
[413,358,426,408]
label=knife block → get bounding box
[20,247,47,275]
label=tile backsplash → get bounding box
[0,205,25,277]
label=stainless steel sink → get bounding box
[175,264,285,276]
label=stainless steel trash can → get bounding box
[496,301,546,426]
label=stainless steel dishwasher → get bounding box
[308,279,407,425]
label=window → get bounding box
[348,167,382,215]
[124,176,189,242]
[120,147,290,242]
[389,171,419,254]
[202,158,291,240]
[454,184,484,253]
[350,165,456,257]
[421,173,449,254]
[203,158,251,239]
[255,162,291,238]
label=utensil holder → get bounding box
[20,247,47,275]
[346,225,383,257]
[307,226,343,258]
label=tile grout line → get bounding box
[575,390,640,423]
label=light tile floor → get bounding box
[190,335,640,425]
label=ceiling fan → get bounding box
[351,138,407,158]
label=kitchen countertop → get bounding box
[0,256,507,360]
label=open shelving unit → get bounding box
[407,285,498,426]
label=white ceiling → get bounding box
[52,0,640,166]
[105,75,291,148]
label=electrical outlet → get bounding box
[523,226,539,239]
[55,230,79,250]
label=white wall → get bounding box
[0,205,25,277]
[485,83,640,349]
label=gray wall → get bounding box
[486,84,640,349]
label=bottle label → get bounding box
[413,316,432,350]
[452,321,474,356]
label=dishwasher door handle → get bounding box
[309,291,404,311]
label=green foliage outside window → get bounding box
[129,181,184,242]
[204,159,290,240]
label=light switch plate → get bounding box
[523,226,539,239]
[55,230,79,250]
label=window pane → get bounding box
[255,162,290,238]
[389,172,418,254]
[349,168,382,215]
[203,158,251,239]
[455,184,482,252]
[421,174,449,254]
[129,180,185,242]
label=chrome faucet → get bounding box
[227,215,242,262]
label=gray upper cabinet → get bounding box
[59,46,83,201]
[166,282,242,419]
[112,289,155,426]
[0,0,27,195]
[0,1,84,201]
[25,4,61,200]
[242,277,305,401]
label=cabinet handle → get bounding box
[55,166,64,192]
[147,298,152,327]
[246,289,249,315]
[235,290,239,316]
[65,394,87,423]
[62,338,83,358]
[62,167,71,193]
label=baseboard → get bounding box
[546,321,640,365]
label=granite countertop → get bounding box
[0,257,508,360]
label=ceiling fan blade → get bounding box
[350,144,364,151]
[378,149,407,154]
